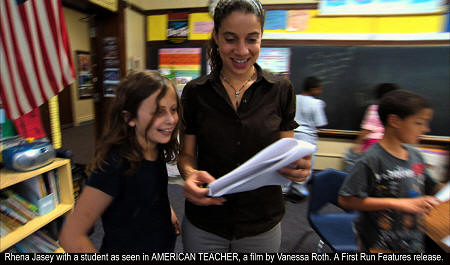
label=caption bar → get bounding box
[2,253,446,263]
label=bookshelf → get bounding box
[0,158,74,252]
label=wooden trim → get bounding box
[144,7,208,16]
[261,39,450,46]
[318,129,450,145]
[146,40,208,46]
[125,1,146,15]
[263,4,318,10]
[147,39,449,46]
[142,4,318,15]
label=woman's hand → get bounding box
[170,207,181,236]
[278,154,312,182]
[183,170,226,206]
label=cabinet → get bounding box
[0,158,74,252]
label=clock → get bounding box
[208,0,219,17]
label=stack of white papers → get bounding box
[207,138,316,197]
[435,182,450,202]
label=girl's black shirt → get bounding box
[86,153,176,253]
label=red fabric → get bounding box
[13,107,46,139]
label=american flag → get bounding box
[0,0,75,120]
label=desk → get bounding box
[422,201,450,252]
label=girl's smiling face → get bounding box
[128,86,179,150]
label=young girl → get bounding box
[59,71,181,253]
[339,90,443,252]
[353,83,399,153]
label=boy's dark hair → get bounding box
[208,0,265,72]
[378,90,430,126]
[374,83,400,100]
[303,76,321,92]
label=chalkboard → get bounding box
[288,45,449,137]
[147,44,449,137]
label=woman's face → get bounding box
[214,11,262,77]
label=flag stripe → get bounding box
[52,0,74,87]
[0,3,28,117]
[0,0,75,120]
[0,42,20,119]
[43,0,66,91]
[23,2,54,101]
[35,1,64,93]
[58,1,75,86]
[19,5,44,105]
[5,0,37,109]
[16,5,43,104]
[31,0,60,95]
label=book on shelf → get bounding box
[1,221,11,237]
[33,231,59,251]
[44,170,60,205]
[207,138,316,197]
[15,175,46,202]
[37,175,48,197]
[3,190,39,213]
[0,204,29,224]
[3,197,38,220]
[14,175,56,216]
[0,212,24,230]
[6,229,60,253]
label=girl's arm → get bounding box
[338,195,440,214]
[59,186,113,252]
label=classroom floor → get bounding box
[61,122,333,252]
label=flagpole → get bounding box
[49,96,62,149]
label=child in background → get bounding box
[59,71,181,252]
[344,83,399,172]
[283,77,327,201]
[339,90,444,252]
[353,83,399,153]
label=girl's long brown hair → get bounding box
[87,70,182,176]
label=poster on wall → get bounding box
[257,48,291,78]
[76,51,94,99]
[158,48,201,94]
[167,12,188,44]
[319,0,446,15]
[103,37,119,97]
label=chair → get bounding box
[308,168,358,252]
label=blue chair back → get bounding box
[309,168,348,214]
[307,168,358,252]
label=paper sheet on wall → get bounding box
[207,138,316,197]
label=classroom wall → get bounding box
[143,1,448,171]
[125,8,146,72]
[63,7,95,125]
[132,0,317,10]
[62,6,146,126]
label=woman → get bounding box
[178,0,311,252]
